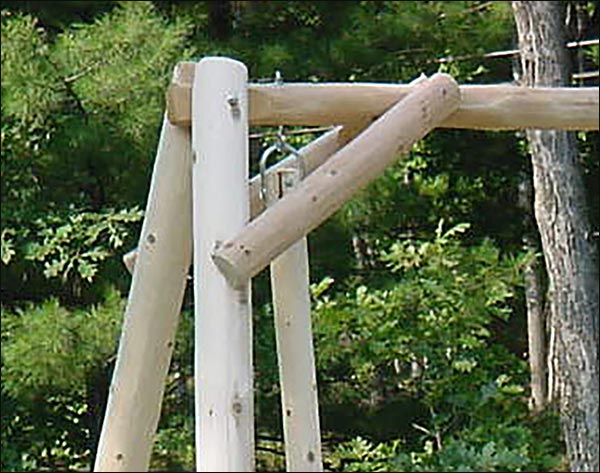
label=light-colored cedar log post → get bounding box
[212,73,461,286]
[263,167,323,472]
[191,57,254,472]
[94,114,193,470]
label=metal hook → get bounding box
[259,144,281,201]
[274,70,283,85]
[276,133,306,177]
[258,71,306,201]
[258,130,305,202]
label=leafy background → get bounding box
[1,1,597,471]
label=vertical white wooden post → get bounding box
[265,168,323,472]
[94,114,192,472]
[192,57,253,472]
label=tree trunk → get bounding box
[512,2,599,472]
[207,1,233,40]
[517,169,548,412]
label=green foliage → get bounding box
[1,228,17,264]
[1,4,193,216]
[313,221,528,396]
[340,129,526,263]
[1,390,94,472]
[1,1,192,306]
[308,222,561,471]
[226,1,514,82]
[328,411,563,472]
[0,12,62,123]
[51,1,194,144]
[22,207,143,282]
[2,1,587,470]
[1,288,125,471]
[2,287,124,397]
[151,415,195,471]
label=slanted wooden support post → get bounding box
[264,167,323,472]
[192,57,254,472]
[212,73,461,286]
[94,113,193,470]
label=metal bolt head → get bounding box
[227,96,239,108]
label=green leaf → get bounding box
[44,258,66,278]
[1,229,16,264]
[77,260,97,282]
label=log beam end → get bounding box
[166,61,195,126]
[211,248,248,290]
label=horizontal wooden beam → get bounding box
[167,62,598,130]
[211,73,461,286]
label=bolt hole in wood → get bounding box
[146,233,156,245]
[286,409,292,417]
[307,451,315,462]
[232,402,243,414]
[116,453,124,462]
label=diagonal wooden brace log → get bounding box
[211,73,461,287]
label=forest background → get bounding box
[1,1,598,471]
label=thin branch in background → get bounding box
[256,434,284,443]
[432,38,599,64]
[460,1,495,15]
[64,62,100,84]
[393,47,429,58]
[249,126,334,140]
[256,445,284,456]
[572,70,599,80]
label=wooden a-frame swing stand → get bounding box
[92,57,598,472]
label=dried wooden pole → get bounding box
[248,83,597,130]
[212,73,461,286]
[263,168,323,472]
[94,113,192,470]
[167,63,597,130]
[191,57,254,472]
